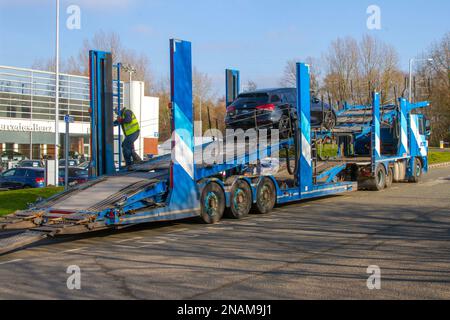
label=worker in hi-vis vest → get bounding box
[114,107,142,168]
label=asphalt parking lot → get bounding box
[0,166,449,300]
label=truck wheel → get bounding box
[279,115,292,139]
[252,177,276,214]
[385,167,393,189]
[324,111,337,130]
[409,158,423,183]
[226,180,252,219]
[370,165,386,191]
[200,182,225,224]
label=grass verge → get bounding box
[0,187,63,216]
[429,151,450,165]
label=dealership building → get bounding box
[0,65,159,166]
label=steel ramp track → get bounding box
[0,215,37,231]
[0,231,49,255]
[49,176,148,211]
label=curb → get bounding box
[429,162,450,169]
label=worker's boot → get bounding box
[132,151,143,164]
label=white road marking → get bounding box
[0,259,23,265]
[168,228,189,233]
[115,237,143,244]
[137,240,167,245]
[62,247,86,254]
[113,244,140,249]
[205,226,235,231]
[236,223,259,227]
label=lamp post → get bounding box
[408,58,433,103]
[121,64,138,153]
[55,0,60,184]
[121,64,137,104]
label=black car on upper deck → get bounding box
[225,88,336,138]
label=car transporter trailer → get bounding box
[0,39,430,255]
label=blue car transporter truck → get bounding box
[0,39,430,255]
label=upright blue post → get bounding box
[168,39,199,210]
[89,50,115,178]
[371,92,381,172]
[398,98,409,157]
[225,69,240,107]
[297,63,313,192]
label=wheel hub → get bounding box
[261,186,270,201]
[205,192,219,217]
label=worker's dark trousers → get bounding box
[122,130,141,166]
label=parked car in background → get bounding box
[17,159,44,168]
[59,167,89,187]
[0,167,45,190]
[225,88,337,138]
[59,159,79,168]
[1,151,26,162]
[77,161,90,170]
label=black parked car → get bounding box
[59,167,89,186]
[225,88,336,138]
[59,159,79,168]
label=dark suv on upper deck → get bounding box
[225,88,336,138]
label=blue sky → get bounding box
[0,0,448,95]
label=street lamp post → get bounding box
[121,64,137,105]
[121,64,138,153]
[408,58,433,103]
[55,0,60,184]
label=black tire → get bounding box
[409,158,423,183]
[369,164,386,191]
[226,180,252,219]
[385,167,393,189]
[252,177,276,214]
[278,115,292,139]
[200,182,225,224]
[323,111,337,130]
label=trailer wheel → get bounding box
[370,165,386,191]
[200,182,225,224]
[385,167,393,189]
[409,158,423,183]
[252,177,276,214]
[226,180,252,219]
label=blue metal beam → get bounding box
[371,92,381,172]
[89,50,115,178]
[297,63,313,192]
[168,39,199,211]
[225,69,240,107]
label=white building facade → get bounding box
[0,65,159,168]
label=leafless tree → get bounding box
[322,35,403,106]
[32,31,154,94]
[323,37,359,106]
[243,80,257,92]
[417,32,450,145]
[280,57,321,93]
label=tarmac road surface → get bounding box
[0,166,449,299]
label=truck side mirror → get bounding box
[425,119,431,137]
